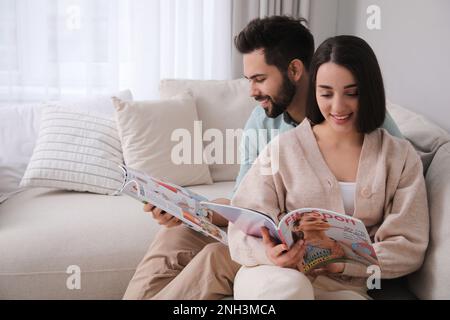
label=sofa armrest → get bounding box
[408,142,450,299]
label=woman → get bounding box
[228,35,429,300]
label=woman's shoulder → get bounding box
[374,128,420,161]
[267,119,307,145]
[376,127,411,147]
[290,118,315,141]
[256,121,310,164]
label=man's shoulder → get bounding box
[245,105,284,130]
[246,105,266,126]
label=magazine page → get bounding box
[200,202,280,241]
[117,165,228,245]
[279,208,379,273]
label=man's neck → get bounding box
[285,74,308,124]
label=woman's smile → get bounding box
[330,112,354,125]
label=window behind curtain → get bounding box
[0,0,233,103]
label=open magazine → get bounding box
[117,165,379,273]
[204,203,379,273]
[117,165,228,245]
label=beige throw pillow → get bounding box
[112,94,213,187]
[159,79,256,182]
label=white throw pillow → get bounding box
[113,94,213,187]
[0,90,132,197]
[159,79,256,182]
[20,106,124,195]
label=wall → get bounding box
[309,0,339,47]
[310,0,450,133]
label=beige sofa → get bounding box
[1,79,449,299]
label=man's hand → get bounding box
[143,197,231,228]
[209,198,230,227]
[143,203,182,228]
[261,227,306,269]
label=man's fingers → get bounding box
[152,207,166,219]
[157,213,173,224]
[165,217,182,228]
[143,203,155,212]
[143,204,182,227]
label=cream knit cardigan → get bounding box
[229,119,429,279]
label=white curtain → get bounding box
[0,0,308,102]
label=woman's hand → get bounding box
[261,227,307,269]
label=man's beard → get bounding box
[255,73,297,118]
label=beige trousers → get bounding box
[123,225,241,300]
[234,265,371,300]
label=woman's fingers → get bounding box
[274,240,305,268]
[261,227,276,247]
[271,244,289,258]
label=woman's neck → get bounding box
[313,123,363,148]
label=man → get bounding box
[123,16,402,300]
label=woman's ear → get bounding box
[288,59,304,82]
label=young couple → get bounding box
[123,16,429,300]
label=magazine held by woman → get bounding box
[117,165,379,273]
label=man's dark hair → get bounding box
[306,35,386,133]
[234,16,314,72]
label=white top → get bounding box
[338,181,356,216]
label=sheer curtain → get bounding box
[0,0,308,102]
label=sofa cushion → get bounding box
[112,94,213,187]
[408,142,450,299]
[0,90,132,197]
[387,101,450,173]
[0,181,235,299]
[159,79,256,182]
[20,106,124,195]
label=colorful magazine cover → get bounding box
[200,203,379,273]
